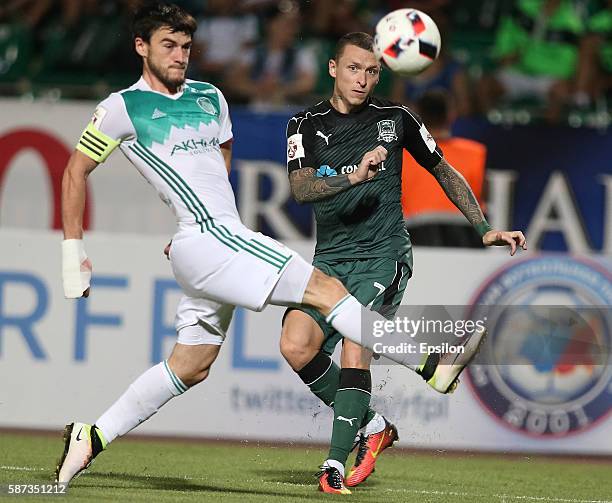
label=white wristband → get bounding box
[62,239,91,298]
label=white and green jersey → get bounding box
[77,77,237,235]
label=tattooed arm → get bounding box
[289,146,387,204]
[427,157,492,237]
[289,167,353,203]
[428,157,528,254]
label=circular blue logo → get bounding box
[466,256,612,437]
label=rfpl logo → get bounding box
[171,137,220,156]
[466,256,612,438]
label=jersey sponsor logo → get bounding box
[316,165,337,177]
[170,137,220,156]
[466,256,612,437]
[316,130,332,145]
[287,134,305,161]
[91,106,107,127]
[340,162,386,174]
[196,96,218,116]
[419,124,436,153]
[377,120,398,143]
[151,108,167,120]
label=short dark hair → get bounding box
[132,2,197,42]
[334,32,374,61]
[416,90,450,129]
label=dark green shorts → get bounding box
[288,257,411,355]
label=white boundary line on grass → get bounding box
[265,481,611,503]
[383,487,612,503]
[0,466,47,472]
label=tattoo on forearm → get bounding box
[289,167,352,203]
[429,158,491,235]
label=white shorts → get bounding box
[170,223,314,345]
[175,296,234,345]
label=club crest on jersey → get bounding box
[377,120,397,143]
[196,97,218,116]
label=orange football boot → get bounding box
[317,466,351,495]
[345,419,398,487]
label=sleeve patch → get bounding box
[91,106,107,127]
[419,124,437,153]
[287,133,305,161]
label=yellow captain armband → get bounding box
[76,122,120,163]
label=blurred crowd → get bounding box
[1,0,612,126]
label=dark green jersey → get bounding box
[286,97,443,267]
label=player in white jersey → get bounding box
[56,2,526,487]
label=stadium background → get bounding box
[0,1,611,499]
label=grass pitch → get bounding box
[1,432,611,502]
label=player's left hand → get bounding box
[163,240,172,260]
[482,230,527,256]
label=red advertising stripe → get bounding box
[0,129,91,230]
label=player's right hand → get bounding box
[62,239,92,298]
[351,146,387,184]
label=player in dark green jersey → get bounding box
[281,32,527,495]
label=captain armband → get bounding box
[76,122,120,163]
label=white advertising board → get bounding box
[1,229,610,454]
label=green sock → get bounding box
[328,368,372,466]
[361,408,376,429]
[297,353,377,422]
[297,352,340,407]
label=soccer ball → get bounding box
[373,9,441,75]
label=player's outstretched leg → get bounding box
[301,269,488,393]
[345,414,398,487]
[55,423,106,484]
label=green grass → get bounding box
[1,432,611,502]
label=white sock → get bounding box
[95,360,187,444]
[326,295,418,371]
[364,413,386,436]
[322,459,345,477]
